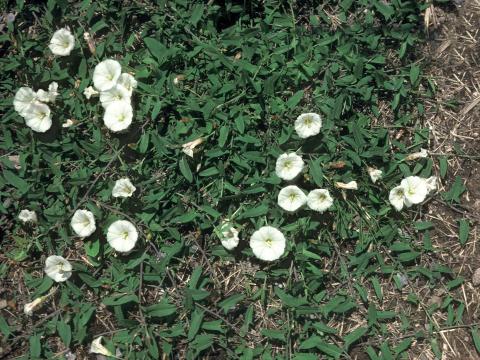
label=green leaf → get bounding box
[374,0,395,20]
[103,294,139,306]
[190,4,204,26]
[458,219,470,245]
[179,157,193,183]
[3,169,29,193]
[287,90,304,109]
[30,333,41,358]
[57,321,71,347]
[410,65,420,85]
[144,37,167,63]
[471,327,480,354]
[439,156,448,178]
[274,287,308,308]
[344,326,368,351]
[188,309,204,341]
[317,341,343,359]
[442,176,466,203]
[261,328,286,342]
[145,300,177,318]
[218,293,245,314]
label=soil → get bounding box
[411,0,480,358]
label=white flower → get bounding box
[24,287,56,315]
[99,84,131,108]
[107,220,138,253]
[19,209,37,223]
[389,186,405,211]
[112,178,136,198]
[117,73,137,94]
[368,167,383,184]
[44,255,72,282]
[93,59,122,91]
[103,101,133,132]
[90,336,114,357]
[406,148,428,161]
[218,221,240,250]
[49,28,75,56]
[182,138,204,158]
[400,176,429,207]
[83,86,99,99]
[62,119,75,128]
[23,102,52,133]
[307,189,333,213]
[275,153,304,181]
[249,226,286,262]
[426,176,437,193]
[335,181,358,190]
[24,296,48,316]
[36,82,59,103]
[14,87,37,116]
[294,112,322,139]
[277,185,307,212]
[70,209,96,238]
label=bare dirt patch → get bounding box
[419,0,480,357]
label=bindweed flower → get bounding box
[406,148,428,161]
[99,84,131,108]
[18,209,37,223]
[294,112,322,139]
[83,86,99,99]
[23,102,52,133]
[90,336,114,357]
[83,32,96,55]
[117,73,137,95]
[335,181,358,190]
[277,185,307,212]
[23,287,55,316]
[275,153,304,181]
[107,220,138,253]
[182,138,203,158]
[36,82,59,103]
[112,178,136,198]
[400,176,429,207]
[307,189,333,213]
[70,209,96,238]
[368,167,383,184]
[217,221,240,250]
[62,119,75,128]
[103,101,133,132]
[44,255,72,282]
[14,87,37,116]
[93,59,122,91]
[250,226,286,261]
[389,185,405,211]
[24,296,47,316]
[426,176,437,193]
[49,28,75,56]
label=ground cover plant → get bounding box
[0,0,473,359]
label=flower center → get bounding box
[264,238,273,246]
[118,114,125,122]
[288,193,298,202]
[303,116,312,127]
[122,231,129,239]
[317,193,326,201]
[283,160,292,170]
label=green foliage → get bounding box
[0,0,466,359]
